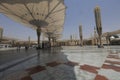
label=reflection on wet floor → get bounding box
[0,46,120,80]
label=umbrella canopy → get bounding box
[45,32,62,39]
[94,6,103,47]
[43,27,62,39]
[43,25,63,33]
[0,0,66,30]
[102,30,120,37]
[94,6,102,36]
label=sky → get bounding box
[0,0,120,41]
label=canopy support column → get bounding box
[36,27,41,49]
[48,37,51,48]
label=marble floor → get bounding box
[0,46,120,80]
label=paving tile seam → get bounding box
[94,51,120,80]
[18,61,80,80]
[0,53,38,72]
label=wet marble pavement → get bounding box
[0,46,120,80]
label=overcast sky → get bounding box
[0,0,120,40]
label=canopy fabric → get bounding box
[44,32,62,39]
[0,0,66,35]
[102,30,120,37]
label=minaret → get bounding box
[94,6,102,47]
[79,25,83,46]
[70,35,72,41]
